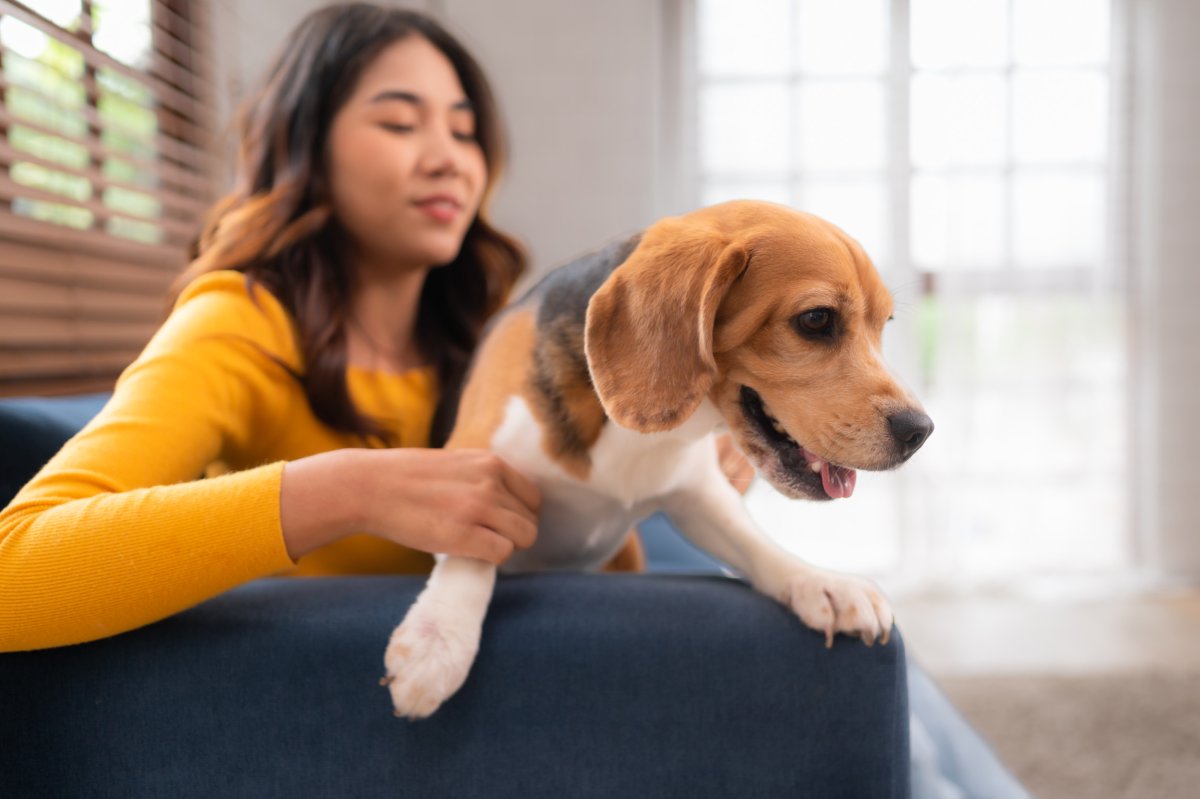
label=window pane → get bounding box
[702,181,791,207]
[1014,0,1110,67]
[911,74,1006,168]
[918,293,1127,577]
[99,68,158,163]
[11,161,93,230]
[797,81,886,171]
[700,82,791,174]
[12,197,92,229]
[25,0,83,28]
[698,0,791,77]
[796,0,889,76]
[911,174,1005,270]
[100,81,157,161]
[0,17,86,73]
[11,161,90,202]
[749,473,900,575]
[1,12,92,199]
[93,0,153,70]
[98,68,154,105]
[103,185,159,218]
[10,125,88,170]
[5,54,86,109]
[1012,173,1106,268]
[911,0,1007,69]
[1013,71,1108,165]
[105,216,160,242]
[798,179,888,264]
[7,86,87,138]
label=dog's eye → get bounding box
[793,309,836,338]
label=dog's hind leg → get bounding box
[383,555,497,719]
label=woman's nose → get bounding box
[418,127,462,176]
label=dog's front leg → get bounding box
[662,469,894,648]
[382,555,497,719]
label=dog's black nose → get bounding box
[888,411,934,459]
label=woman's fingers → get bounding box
[479,503,538,551]
[453,526,514,565]
[495,456,541,517]
[429,451,540,561]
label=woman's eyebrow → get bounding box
[368,90,474,112]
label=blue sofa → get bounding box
[0,394,910,798]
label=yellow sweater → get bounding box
[0,270,437,652]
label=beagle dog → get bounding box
[382,200,933,719]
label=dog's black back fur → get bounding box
[458,232,643,462]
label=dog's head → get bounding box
[584,200,932,500]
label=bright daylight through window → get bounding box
[695,0,1125,591]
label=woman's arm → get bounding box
[0,274,541,652]
[0,350,294,650]
[0,275,303,651]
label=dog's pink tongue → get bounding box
[821,462,857,499]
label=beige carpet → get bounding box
[937,670,1200,799]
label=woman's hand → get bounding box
[281,448,540,564]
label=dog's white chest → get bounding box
[488,395,719,572]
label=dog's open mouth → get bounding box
[739,385,857,500]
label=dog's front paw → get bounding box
[781,569,894,648]
[382,599,483,720]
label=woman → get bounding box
[0,3,543,651]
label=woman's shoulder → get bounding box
[155,270,301,370]
[175,270,285,316]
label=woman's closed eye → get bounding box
[379,121,476,142]
[379,123,412,134]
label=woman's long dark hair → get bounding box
[171,2,525,447]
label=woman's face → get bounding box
[326,35,487,272]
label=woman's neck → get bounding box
[346,265,430,374]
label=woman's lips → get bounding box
[413,197,461,223]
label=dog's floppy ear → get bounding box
[584,217,749,432]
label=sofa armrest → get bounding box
[0,573,909,798]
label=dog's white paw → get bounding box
[381,599,483,720]
[780,569,894,648]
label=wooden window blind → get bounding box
[0,0,213,396]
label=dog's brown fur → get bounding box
[446,307,539,451]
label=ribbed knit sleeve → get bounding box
[0,272,302,651]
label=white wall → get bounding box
[1130,0,1200,579]
[440,0,666,277]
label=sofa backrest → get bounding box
[0,393,111,507]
